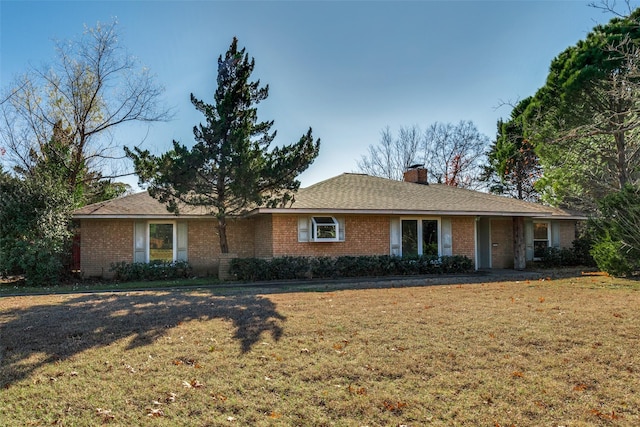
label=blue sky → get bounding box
[0,0,621,187]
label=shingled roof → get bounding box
[73,191,210,218]
[73,173,584,219]
[261,173,582,218]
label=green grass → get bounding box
[1,274,639,425]
[0,276,222,296]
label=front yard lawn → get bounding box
[1,275,638,425]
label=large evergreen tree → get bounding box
[483,98,540,201]
[127,38,320,253]
[527,9,640,210]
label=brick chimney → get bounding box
[403,165,428,185]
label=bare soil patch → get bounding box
[1,275,638,425]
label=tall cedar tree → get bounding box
[127,38,320,253]
[483,97,540,201]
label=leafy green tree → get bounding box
[483,98,540,201]
[527,9,640,210]
[590,184,640,275]
[127,38,320,253]
[25,121,130,206]
[0,171,73,285]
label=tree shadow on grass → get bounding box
[0,290,285,387]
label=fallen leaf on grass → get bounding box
[511,371,524,378]
[147,408,164,417]
[183,379,204,388]
[348,384,367,395]
[573,384,588,392]
[211,393,227,401]
[590,409,621,420]
[382,401,407,412]
[268,411,282,419]
[96,408,115,420]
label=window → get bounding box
[533,222,550,259]
[134,221,187,264]
[298,216,345,242]
[149,222,175,262]
[401,219,439,257]
[311,216,339,241]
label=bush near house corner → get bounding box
[538,237,596,268]
[109,260,192,282]
[229,255,474,282]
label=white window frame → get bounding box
[147,221,177,262]
[533,220,551,260]
[400,217,441,256]
[311,216,340,242]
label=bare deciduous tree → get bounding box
[356,125,421,181]
[0,20,170,203]
[357,121,489,188]
[423,120,489,188]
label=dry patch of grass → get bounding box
[1,275,639,426]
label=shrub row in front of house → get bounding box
[229,255,474,282]
[538,237,596,268]
[110,260,192,282]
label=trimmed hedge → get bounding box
[110,260,192,282]
[538,237,596,268]
[229,255,474,282]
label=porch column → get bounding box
[513,216,526,270]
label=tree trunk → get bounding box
[615,131,628,188]
[513,216,526,270]
[217,216,229,254]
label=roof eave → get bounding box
[73,214,218,220]
[250,208,566,218]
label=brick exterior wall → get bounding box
[80,218,257,278]
[271,214,390,257]
[80,219,134,277]
[254,215,273,258]
[80,213,580,278]
[450,217,476,263]
[491,218,514,269]
[188,219,255,276]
